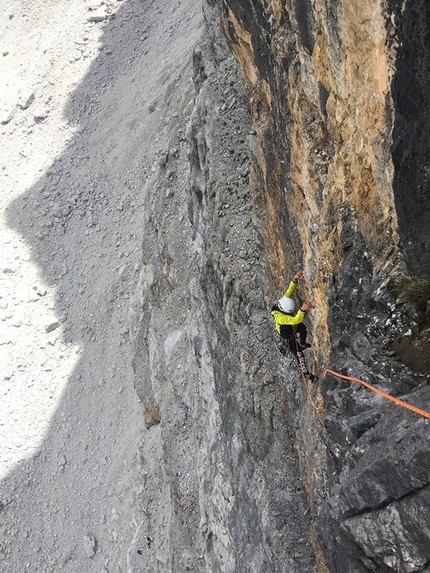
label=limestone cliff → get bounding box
[131,0,430,572]
[130,3,316,571]
[214,0,430,571]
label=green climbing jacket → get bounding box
[271,281,306,335]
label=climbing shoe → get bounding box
[299,343,312,350]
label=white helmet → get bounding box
[278,297,295,314]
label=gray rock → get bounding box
[19,89,35,109]
[47,335,58,346]
[36,286,47,297]
[342,487,430,573]
[182,98,195,119]
[87,6,108,22]
[33,107,49,121]
[332,403,430,518]
[82,534,97,558]
[0,104,14,124]
[158,153,168,167]
[44,317,60,333]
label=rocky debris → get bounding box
[82,534,97,558]
[87,4,108,22]
[0,105,16,124]
[158,152,168,167]
[35,285,47,297]
[0,0,202,572]
[32,107,49,121]
[18,89,35,110]
[44,317,60,333]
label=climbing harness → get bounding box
[324,369,430,421]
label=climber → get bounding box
[271,270,318,382]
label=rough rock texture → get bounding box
[129,3,316,572]
[214,0,430,571]
[0,1,237,572]
[2,0,429,571]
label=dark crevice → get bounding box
[341,482,430,522]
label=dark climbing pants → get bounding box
[279,322,308,345]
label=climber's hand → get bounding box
[293,270,304,282]
[301,302,313,311]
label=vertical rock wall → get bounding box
[214,0,430,572]
[218,0,400,352]
[130,0,430,571]
[130,3,316,571]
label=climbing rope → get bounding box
[324,368,430,421]
[294,335,324,417]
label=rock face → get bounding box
[129,3,316,571]
[210,0,430,571]
[96,0,429,570]
[5,0,429,571]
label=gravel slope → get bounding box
[0,0,201,571]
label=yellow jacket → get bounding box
[271,281,306,334]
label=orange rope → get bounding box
[294,335,324,415]
[324,368,430,421]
